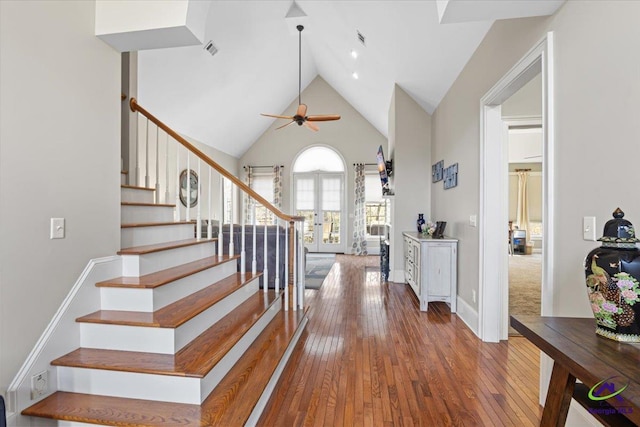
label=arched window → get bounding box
[293,146,344,172]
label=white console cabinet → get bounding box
[402,232,458,312]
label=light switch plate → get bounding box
[583,216,596,241]
[469,215,477,227]
[50,218,65,239]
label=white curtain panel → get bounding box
[516,171,530,233]
[352,163,368,256]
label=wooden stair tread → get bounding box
[121,202,176,207]
[117,238,215,255]
[52,290,280,378]
[96,255,237,289]
[76,273,261,328]
[22,309,307,426]
[121,184,155,191]
[121,220,196,228]
[201,308,307,426]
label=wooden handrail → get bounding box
[130,98,304,223]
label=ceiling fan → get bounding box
[261,25,340,132]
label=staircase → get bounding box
[19,183,308,426]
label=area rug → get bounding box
[509,253,542,335]
[305,253,336,290]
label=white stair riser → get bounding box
[121,187,154,203]
[57,366,201,404]
[121,204,174,224]
[81,278,260,354]
[100,261,237,311]
[121,223,195,247]
[59,296,281,405]
[121,241,217,276]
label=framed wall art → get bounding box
[432,160,444,183]
[443,163,458,189]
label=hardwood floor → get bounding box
[259,255,542,426]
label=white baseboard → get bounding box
[455,295,479,337]
[390,269,404,284]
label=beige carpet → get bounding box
[509,253,542,335]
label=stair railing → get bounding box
[129,98,305,311]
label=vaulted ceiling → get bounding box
[137,0,563,157]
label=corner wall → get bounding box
[388,86,432,280]
[0,0,120,398]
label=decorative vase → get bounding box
[417,214,425,233]
[585,208,640,342]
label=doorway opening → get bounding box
[292,146,346,253]
[478,33,555,342]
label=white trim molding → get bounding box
[478,32,555,342]
[456,295,479,336]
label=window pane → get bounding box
[296,178,315,210]
[365,173,383,202]
[293,147,344,172]
[321,177,341,211]
[323,211,340,244]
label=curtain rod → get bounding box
[353,163,377,166]
[243,165,284,169]
[515,168,532,172]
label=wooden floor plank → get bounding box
[259,255,542,426]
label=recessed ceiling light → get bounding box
[350,49,358,59]
[352,72,359,80]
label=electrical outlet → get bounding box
[472,290,477,303]
[31,370,48,399]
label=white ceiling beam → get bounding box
[95,0,210,52]
[438,0,565,24]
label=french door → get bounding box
[293,172,344,253]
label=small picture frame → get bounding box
[432,160,444,183]
[443,163,458,189]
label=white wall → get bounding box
[240,76,386,253]
[0,0,121,399]
[388,85,432,280]
[502,73,542,117]
[432,1,640,317]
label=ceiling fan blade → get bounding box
[276,120,296,130]
[296,104,307,117]
[306,115,341,122]
[304,121,319,132]
[261,113,295,120]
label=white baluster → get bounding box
[274,219,280,293]
[285,224,289,308]
[164,133,170,204]
[145,118,150,188]
[218,175,224,257]
[241,192,246,276]
[252,202,257,275]
[298,221,304,309]
[207,167,212,240]
[186,153,191,222]
[228,183,234,257]
[155,125,160,202]
[292,223,297,311]
[135,113,140,186]
[196,159,201,240]
[263,222,268,293]
[175,145,180,222]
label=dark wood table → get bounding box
[510,315,640,427]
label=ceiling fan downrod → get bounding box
[297,25,303,106]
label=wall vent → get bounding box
[357,30,365,46]
[204,41,218,56]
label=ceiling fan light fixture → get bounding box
[260,24,340,131]
[350,49,358,59]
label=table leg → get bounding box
[541,362,576,427]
